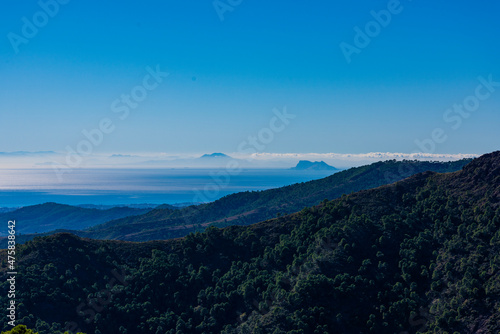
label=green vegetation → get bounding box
[1,325,38,334]
[1,154,497,333]
[76,159,471,242]
[0,203,152,236]
[0,325,85,334]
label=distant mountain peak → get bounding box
[200,153,231,159]
[291,160,338,171]
[0,151,57,156]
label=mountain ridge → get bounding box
[0,203,152,236]
[291,160,339,171]
[79,158,472,241]
[0,159,472,247]
[200,152,231,159]
[1,152,498,333]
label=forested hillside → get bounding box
[4,160,470,245]
[0,203,152,236]
[77,159,471,242]
[0,152,498,333]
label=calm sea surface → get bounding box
[0,169,337,207]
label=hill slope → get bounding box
[0,203,152,236]
[291,160,338,171]
[80,159,471,241]
[0,152,498,333]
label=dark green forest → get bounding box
[0,203,152,237]
[1,324,84,334]
[1,153,498,333]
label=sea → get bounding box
[0,169,337,208]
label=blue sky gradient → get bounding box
[1,0,499,157]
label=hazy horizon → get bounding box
[2,1,499,161]
[0,150,480,170]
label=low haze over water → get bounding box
[0,169,337,207]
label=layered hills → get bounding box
[0,203,152,236]
[3,159,471,245]
[73,159,472,241]
[1,152,498,333]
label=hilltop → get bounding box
[1,159,471,246]
[74,158,471,241]
[6,159,470,245]
[200,153,231,159]
[291,160,339,171]
[1,152,498,333]
[0,203,152,236]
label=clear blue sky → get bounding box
[1,0,499,156]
